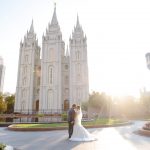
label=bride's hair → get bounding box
[75,106,82,117]
[77,105,80,110]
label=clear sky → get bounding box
[1,0,150,97]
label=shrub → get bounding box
[61,112,67,121]
[0,143,6,150]
[36,114,44,117]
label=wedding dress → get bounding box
[69,109,96,141]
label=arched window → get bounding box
[21,101,25,111]
[22,89,26,98]
[22,77,26,85]
[76,51,80,60]
[77,63,81,73]
[77,74,81,82]
[65,65,68,70]
[37,77,40,86]
[65,76,68,84]
[22,66,27,75]
[47,90,53,109]
[50,68,52,84]
[24,55,28,63]
[49,48,55,61]
[48,66,53,84]
[65,88,69,99]
[37,89,40,94]
[77,88,82,102]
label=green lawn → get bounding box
[13,123,67,128]
[13,118,125,128]
[82,118,124,126]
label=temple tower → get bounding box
[69,15,89,105]
[39,5,65,112]
[15,21,40,113]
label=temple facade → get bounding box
[14,5,89,113]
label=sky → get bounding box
[1,0,150,97]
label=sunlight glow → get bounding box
[95,128,137,150]
[72,128,137,150]
[1,0,150,97]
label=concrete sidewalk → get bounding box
[0,121,150,150]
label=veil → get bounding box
[75,107,82,125]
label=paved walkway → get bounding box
[0,121,150,150]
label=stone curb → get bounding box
[7,122,131,131]
[137,129,150,137]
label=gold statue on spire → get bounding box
[54,1,56,9]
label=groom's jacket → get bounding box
[68,108,75,122]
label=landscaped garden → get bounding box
[8,118,129,131]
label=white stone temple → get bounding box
[0,56,5,94]
[14,5,89,113]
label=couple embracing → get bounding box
[68,104,96,141]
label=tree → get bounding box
[89,91,110,109]
[5,94,15,114]
[0,94,7,113]
[88,91,112,118]
[113,96,140,119]
[140,90,150,115]
[81,101,88,111]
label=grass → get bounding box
[13,123,67,128]
[12,118,125,128]
[82,118,123,126]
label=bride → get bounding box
[69,105,96,141]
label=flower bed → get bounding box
[7,119,130,131]
[143,122,150,130]
[136,122,150,137]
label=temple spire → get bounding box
[66,45,69,57]
[51,3,58,25]
[76,14,80,28]
[29,19,34,33]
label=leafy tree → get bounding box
[5,94,15,113]
[88,91,112,118]
[140,91,150,116]
[81,101,88,111]
[0,94,7,113]
[89,91,110,110]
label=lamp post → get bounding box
[145,52,150,112]
[144,52,150,129]
[145,53,150,70]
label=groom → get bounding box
[68,104,76,138]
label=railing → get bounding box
[0,109,88,123]
[14,109,67,115]
[0,109,69,123]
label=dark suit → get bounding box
[68,108,75,138]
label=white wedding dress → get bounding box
[69,109,96,141]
